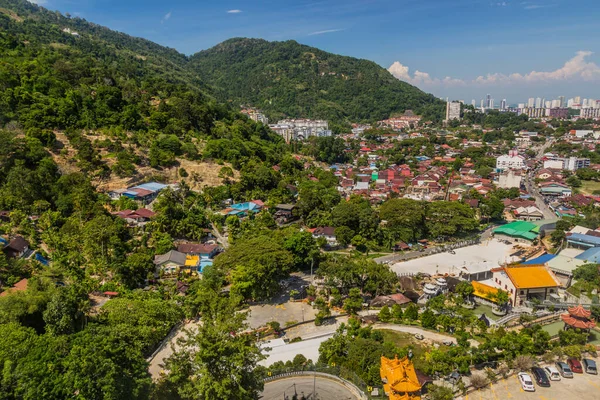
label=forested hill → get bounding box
[0,0,286,183]
[189,38,445,125]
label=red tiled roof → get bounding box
[177,243,219,255]
[0,278,28,297]
[567,304,591,318]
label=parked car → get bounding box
[583,359,597,375]
[555,361,573,378]
[414,333,424,340]
[531,367,551,387]
[544,366,561,381]
[518,372,535,392]
[567,358,583,374]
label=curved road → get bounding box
[261,376,359,400]
[261,320,479,366]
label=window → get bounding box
[520,290,525,295]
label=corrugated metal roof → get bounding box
[575,247,600,263]
[133,182,168,192]
[567,233,600,246]
[522,254,556,264]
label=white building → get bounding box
[564,157,590,171]
[497,169,522,189]
[271,119,331,142]
[269,124,295,142]
[543,156,590,171]
[241,109,269,124]
[496,150,525,171]
[580,108,600,119]
[445,101,461,121]
[543,159,564,170]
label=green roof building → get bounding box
[493,221,539,241]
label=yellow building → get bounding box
[380,356,422,400]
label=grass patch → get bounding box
[470,304,498,321]
[579,180,600,196]
[541,321,563,337]
[379,329,429,371]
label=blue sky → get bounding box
[32,0,600,104]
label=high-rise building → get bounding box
[500,99,507,110]
[574,96,581,104]
[445,101,461,122]
[535,97,542,108]
[480,99,485,109]
[486,94,491,109]
[545,101,551,108]
[518,103,525,109]
[528,98,535,108]
[559,96,565,108]
[471,99,476,107]
[489,99,494,109]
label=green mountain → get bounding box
[189,37,444,124]
[0,0,285,180]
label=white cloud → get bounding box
[161,11,171,24]
[388,61,466,86]
[308,29,344,36]
[388,51,600,87]
[227,9,242,14]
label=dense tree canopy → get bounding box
[190,38,445,124]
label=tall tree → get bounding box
[162,295,264,400]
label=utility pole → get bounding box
[313,370,316,399]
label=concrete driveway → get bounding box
[262,376,360,400]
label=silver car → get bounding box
[555,361,573,378]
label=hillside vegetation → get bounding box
[190,38,444,125]
[0,0,285,187]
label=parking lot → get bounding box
[465,367,600,400]
[390,239,520,276]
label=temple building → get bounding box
[561,305,596,332]
[380,356,422,400]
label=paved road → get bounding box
[524,141,557,221]
[261,376,360,400]
[210,222,229,249]
[148,321,199,380]
[262,320,480,367]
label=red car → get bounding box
[567,358,583,374]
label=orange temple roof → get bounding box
[381,356,422,399]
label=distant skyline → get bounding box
[30,0,600,100]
